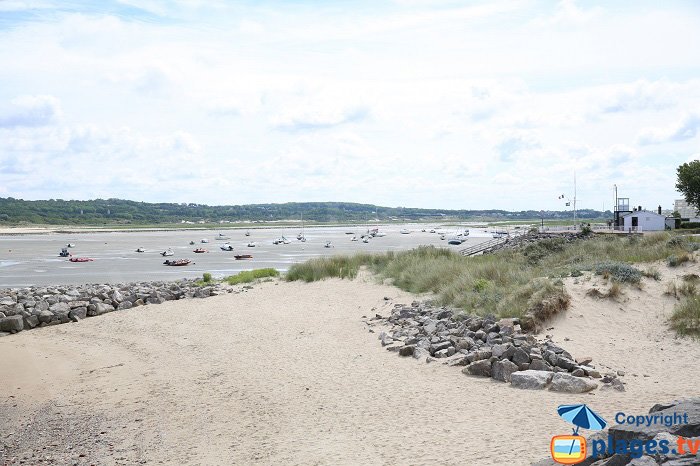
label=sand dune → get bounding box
[1,270,699,465]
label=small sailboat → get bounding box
[220,243,234,251]
[245,230,251,237]
[59,248,70,257]
[400,228,410,234]
[297,212,306,242]
[201,238,209,244]
[351,236,358,242]
[324,241,333,248]
[362,237,369,243]
[66,243,76,248]
[234,254,253,260]
[193,248,208,253]
[189,241,196,245]
[247,242,256,248]
[215,233,231,240]
[161,248,174,257]
[69,257,93,262]
[135,247,146,253]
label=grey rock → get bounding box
[399,345,415,357]
[510,370,553,390]
[0,315,23,332]
[49,302,71,316]
[529,359,553,372]
[512,347,531,365]
[549,373,598,393]
[117,301,133,311]
[23,315,39,329]
[463,359,492,377]
[69,307,87,320]
[491,359,519,382]
[38,310,54,323]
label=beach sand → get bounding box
[1,270,698,465]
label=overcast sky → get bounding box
[0,0,699,211]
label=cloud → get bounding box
[638,114,700,145]
[495,134,540,162]
[0,95,61,128]
[273,106,370,132]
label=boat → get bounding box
[400,229,410,234]
[163,259,190,266]
[234,254,253,260]
[66,243,76,248]
[362,237,369,243]
[161,249,174,257]
[440,234,446,240]
[59,248,70,257]
[324,241,333,248]
[245,230,250,237]
[215,233,231,240]
[189,241,196,245]
[297,212,306,242]
[201,238,209,243]
[220,243,234,251]
[193,248,208,253]
[375,231,386,237]
[351,236,358,242]
[429,229,435,233]
[345,232,354,235]
[247,242,256,247]
[448,238,464,245]
[135,247,145,253]
[69,257,93,262]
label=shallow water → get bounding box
[0,224,497,287]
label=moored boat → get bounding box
[135,247,145,253]
[163,259,190,266]
[234,254,253,260]
[247,242,256,247]
[220,243,234,251]
[59,248,70,257]
[400,228,410,234]
[215,233,231,240]
[193,248,208,253]
[69,257,93,262]
[161,249,174,257]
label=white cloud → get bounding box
[638,114,700,145]
[0,95,61,128]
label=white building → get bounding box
[621,210,667,232]
[674,199,697,219]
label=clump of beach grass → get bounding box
[225,268,279,285]
[586,282,623,300]
[593,261,642,283]
[670,296,700,338]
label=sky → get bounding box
[0,0,699,211]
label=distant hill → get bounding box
[0,197,610,225]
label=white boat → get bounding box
[245,230,250,237]
[66,243,76,248]
[215,233,231,240]
[220,243,234,251]
[429,229,435,233]
[400,229,410,234]
[324,241,333,248]
[297,212,306,242]
[282,236,290,244]
[201,238,209,243]
[247,242,256,248]
[362,237,369,243]
[135,247,146,253]
[440,234,446,240]
[375,231,386,237]
[351,236,358,242]
[160,248,174,257]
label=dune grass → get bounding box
[671,296,700,338]
[225,268,279,285]
[286,232,699,328]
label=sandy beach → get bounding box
[2,266,699,465]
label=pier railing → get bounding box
[459,237,508,256]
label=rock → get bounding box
[399,345,415,357]
[511,347,531,365]
[529,359,553,371]
[600,378,626,392]
[423,320,437,335]
[626,457,658,466]
[572,368,585,377]
[555,356,578,371]
[88,302,114,317]
[23,315,39,329]
[549,373,598,393]
[0,296,16,306]
[463,359,492,377]
[0,315,24,332]
[49,301,71,316]
[38,310,54,323]
[69,307,87,321]
[430,341,452,353]
[510,370,553,390]
[412,347,431,361]
[492,343,510,358]
[491,359,519,382]
[577,356,593,365]
[111,289,124,303]
[117,301,133,311]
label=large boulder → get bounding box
[463,359,492,377]
[38,310,54,323]
[49,302,71,316]
[549,373,598,393]
[492,359,519,383]
[69,307,87,321]
[511,370,553,390]
[23,315,39,329]
[0,315,24,332]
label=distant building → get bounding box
[621,210,668,232]
[674,199,697,219]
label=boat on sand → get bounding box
[234,254,253,260]
[193,248,208,253]
[163,259,190,266]
[69,257,93,262]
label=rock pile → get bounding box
[485,231,588,255]
[0,280,239,336]
[370,301,624,393]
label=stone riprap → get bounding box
[0,280,240,336]
[369,301,624,393]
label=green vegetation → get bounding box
[676,160,700,214]
[286,232,699,331]
[670,296,700,338]
[0,197,609,226]
[202,272,212,283]
[225,268,279,285]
